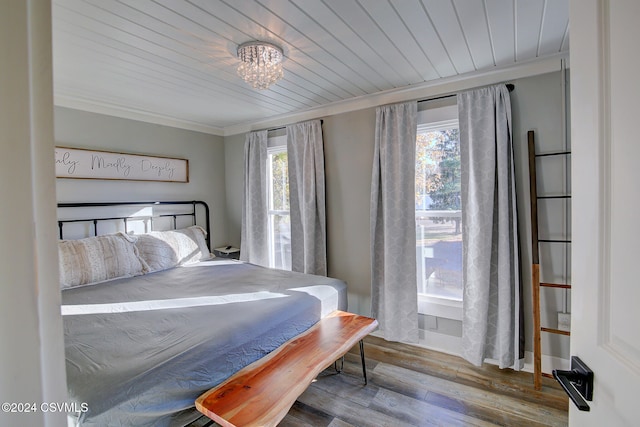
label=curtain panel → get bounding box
[370,101,419,343]
[240,130,270,267]
[458,84,524,369]
[286,120,327,276]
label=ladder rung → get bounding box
[541,327,570,336]
[537,195,571,199]
[540,283,571,289]
[535,151,571,157]
[538,239,571,243]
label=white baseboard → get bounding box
[416,329,463,357]
[522,351,570,374]
[372,329,570,376]
[370,328,464,357]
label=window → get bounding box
[267,143,291,270]
[416,105,463,319]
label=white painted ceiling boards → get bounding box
[52,0,569,135]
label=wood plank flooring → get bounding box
[190,336,568,427]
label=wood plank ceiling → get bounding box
[52,0,569,135]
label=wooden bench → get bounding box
[195,310,378,427]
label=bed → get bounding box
[58,201,347,426]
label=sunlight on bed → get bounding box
[61,291,289,315]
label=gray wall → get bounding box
[54,107,228,249]
[324,107,377,315]
[224,132,245,247]
[224,71,569,360]
[511,71,571,360]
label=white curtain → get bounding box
[240,130,269,267]
[286,120,327,276]
[458,84,523,369]
[370,101,419,343]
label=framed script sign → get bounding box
[55,147,188,182]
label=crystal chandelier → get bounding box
[236,41,284,90]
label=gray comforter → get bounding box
[62,259,347,426]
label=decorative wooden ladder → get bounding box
[527,130,572,390]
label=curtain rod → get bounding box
[265,119,324,133]
[417,83,514,104]
[261,83,515,131]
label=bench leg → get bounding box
[359,339,368,385]
[333,341,368,385]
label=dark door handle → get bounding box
[552,356,593,411]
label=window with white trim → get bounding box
[267,137,291,270]
[416,104,463,320]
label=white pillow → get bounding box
[134,226,212,272]
[58,232,148,289]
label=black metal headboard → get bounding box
[57,201,211,249]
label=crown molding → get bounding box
[54,95,226,136]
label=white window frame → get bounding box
[416,105,463,321]
[266,135,291,270]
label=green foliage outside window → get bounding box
[416,128,461,234]
[270,152,289,211]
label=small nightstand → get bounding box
[213,246,240,260]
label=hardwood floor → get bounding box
[191,336,568,427]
